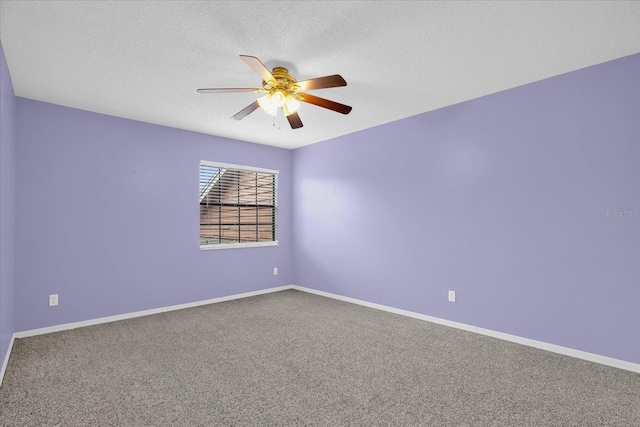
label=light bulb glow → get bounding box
[258,95,277,117]
[270,91,286,108]
[284,96,300,115]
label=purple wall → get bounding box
[15,99,293,331]
[0,41,16,369]
[293,54,640,364]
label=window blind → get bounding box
[199,161,278,248]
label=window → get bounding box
[199,161,278,249]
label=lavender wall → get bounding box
[0,42,16,368]
[15,99,292,331]
[293,54,640,364]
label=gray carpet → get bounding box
[0,289,639,426]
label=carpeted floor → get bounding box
[0,289,639,426]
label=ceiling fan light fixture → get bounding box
[270,91,286,108]
[284,96,300,115]
[258,95,278,116]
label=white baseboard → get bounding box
[14,285,294,339]
[0,334,16,389]
[290,285,640,374]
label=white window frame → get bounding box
[199,160,279,250]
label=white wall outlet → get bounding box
[448,290,456,303]
[49,294,59,307]
[273,267,278,276]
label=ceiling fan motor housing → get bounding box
[263,67,300,94]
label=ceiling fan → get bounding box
[197,55,352,129]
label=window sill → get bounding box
[200,241,279,250]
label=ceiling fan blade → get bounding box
[232,101,260,120]
[197,88,262,94]
[295,75,347,92]
[297,93,352,115]
[286,112,303,129]
[240,55,275,84]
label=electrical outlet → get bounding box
[448,291,456,303]
[273,267,278,276]
[49,294,59,307]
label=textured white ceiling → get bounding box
[1,1,638,149]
